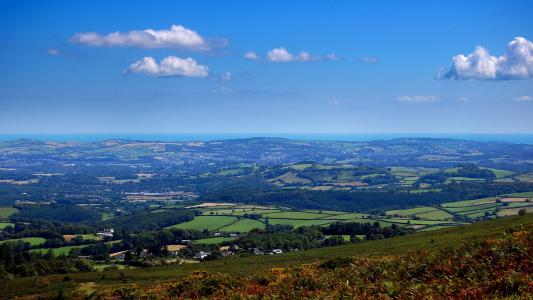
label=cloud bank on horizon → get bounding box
[442,37,533,80]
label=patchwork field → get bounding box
[0,206,19,220]
[0,237,46,246]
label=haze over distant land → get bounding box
[1,0,532,134]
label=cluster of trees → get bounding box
[0,241,91,279]
[12,204,101,223]
[236,225,323,251]
[322,222,410,240]
[98,209,195,232]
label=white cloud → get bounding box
[514,95,533,102]
[47,49,60,56]
[267,48,294,62]
[443,37,533,80]
[244,52,259,60]
[326,53,341,61]
[71,25,212,50]
[220,72,232,81]
[267,47,318,62]
[396,95,439,103]
[125,56,208,77]
[457,96,471,103]
[359,56,378,64]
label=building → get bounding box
[194,251,209,259]
[97,228,114,238]
[272,249,283,254]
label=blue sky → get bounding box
[0,0,532,134]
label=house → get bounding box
[97,228,114,238]
[253,248,264,255]
[272,249,283,254]
[194,251,209,259]
[139,249,150,258]
[213,232,221,237]
[229,233,239,238]
[109,250,128,260]
[166,244,187,256]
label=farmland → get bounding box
[0,207,19,220]
[0,237,46,246]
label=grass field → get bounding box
[31,245,87,256]
[192,237,237,245]
[266,218,335,228]
[6,214,531,299]
[264,211,329,219]
[218,219,265,232]
[386,206,435,217]
[414,209,454,220]
[0,222,14,229]
[441,197,499,208]
[167,216,237,231]
[0,206,19,220]
[1,237,46,246]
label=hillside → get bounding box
[4,213,533,299]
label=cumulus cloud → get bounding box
[219,72,232,81]
[244,52,259,60]
[396,96,439,103]
[359,56,378,64]
[514,95,533,102]
[442,37,533,80]
[71,25,217,50]
[125,56,208,77]
[267,47,318,62]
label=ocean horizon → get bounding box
[2,133,533,144]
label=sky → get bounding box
[0,0,532,134]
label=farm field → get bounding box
[166,216,237,231]
[170,195,533,235]
[0,237,46,246]
[31,245,86,256]
[192,237,237,245]
[218,219,265,232]
[0,222,14,229]
[0,206,19,220]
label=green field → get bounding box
[31,245,87,256]
[265,211,329,219]
[0,222,14,229]
[167,216,237,231]
[267,218,335,228]
[1,237,46,246]
[445,202,502,213]
[219,219,265,232]
[320,213,369,220]
[441,197,499,208]
[414,209,454,220]
[192,237,237,245]
[386,206,435,217]
[0,206,19,220]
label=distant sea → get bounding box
[1,133,533,144]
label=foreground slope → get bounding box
[4,213,533,299]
